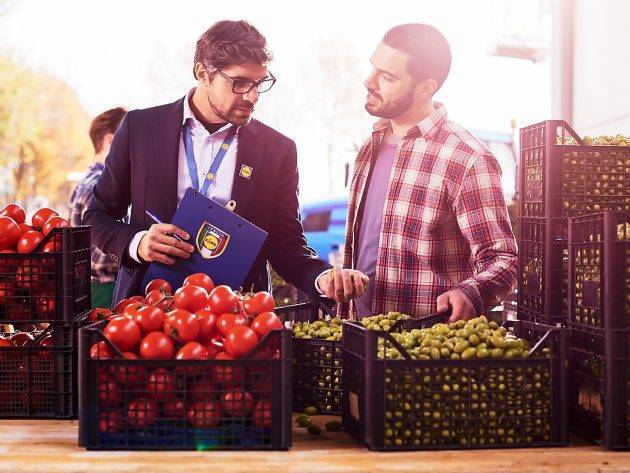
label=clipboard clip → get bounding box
[225,200,237,212]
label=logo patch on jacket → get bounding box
[196,222,230,259]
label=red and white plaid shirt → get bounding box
[342,102,518,318]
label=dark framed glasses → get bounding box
[214,69,276,94]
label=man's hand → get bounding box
[138,224,194,265]
[317,267,370,303]
[437,290,476,322]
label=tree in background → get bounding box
[0,56,92,211]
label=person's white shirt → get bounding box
[128,89,238,262]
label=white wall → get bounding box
[572,0,630,136]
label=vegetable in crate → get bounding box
[292,318,343,340]
[376,315,552,360]
[361,312,410,331]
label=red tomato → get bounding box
[204,339,223,359]
[146,368,176,401]
[224,325,259,358]
[31,208,58,231]
[103,316,141,352]
[42,216,69,236]
[0,203,26,225]
[128,398,158,428]
[243,291,275,316]
[121,302,146,318]
[216,312,248,338]
[172,285,208,313]
[16,259,46,290]
[176,341,209,360]
[145,289,172,311]
[190,379,216,400]
[252,400,272,427]
[207,285,239,314]
[183,273,215,293]
[132,305,165,336]
[213,351,243,386]
[164,309,200,343]
[187,400,222,428]
[195,309,218,342]
[32,293,55,316]
[90,341,113,359]
[86,307,114,322]
[0,338,13,361]
[221,389,254,417]
[139,331,175,359]
[164,399,186,418]
[113,298,135,314]
[17,230,44,253]
[0,216,21,251]
[18,223,33,235]
[9,332,34,347]
[251,312,283,339]
[99,410,124,433]
[98,373,122,406]
[145,278,172,296]
[36,335,53,360]
[41,241,56,254]
[0,280,14,305]
[114,352,145,386]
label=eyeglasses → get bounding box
[213,69,276,94]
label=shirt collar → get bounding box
[182,88,232,135]
[372,101,447,139]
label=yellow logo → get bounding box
[239,165,253,179]
[221,143,229,150]
[196,222,230,259]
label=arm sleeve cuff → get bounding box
[128,230,148,263]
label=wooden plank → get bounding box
[0,417,627,473]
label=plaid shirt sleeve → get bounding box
[451,151,518,314]
[69,184,89,227]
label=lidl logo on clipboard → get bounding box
[196,221,230,259]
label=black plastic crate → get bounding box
[78,320,292,450]
[0,322,76,418]
[342,316,569,450]
[520,120,630,219]
[569,325,629,450]
[517,217,568,324]
[0,227,91,323]
[568,211,630,329]
[276,300,342,415]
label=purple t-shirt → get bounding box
[354,133,400,317]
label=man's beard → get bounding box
[365,87,414,119]
[207,92,255,126]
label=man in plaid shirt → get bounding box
[342,24,517,321]
[69,107,127,308]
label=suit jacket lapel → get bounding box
[231,120,264,217]
[152,98,184,220]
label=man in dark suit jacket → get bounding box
[84,20,368,307]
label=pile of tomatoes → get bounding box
[88,273,285,432]
[0,326,59,411]
[0,203,72,320]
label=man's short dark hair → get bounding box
[193,20,272,79]
[383,24,451,91]
[89,107,127,153]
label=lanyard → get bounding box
[182,120,237,195]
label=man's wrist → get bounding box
[128,230,148,263]
[314,269,332,295]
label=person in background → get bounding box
[69,107,127,308]
[342,24,518,321]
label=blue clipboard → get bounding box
[141,188,268,292]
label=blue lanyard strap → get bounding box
[182,120,237,194]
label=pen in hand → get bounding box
[145,210,185,243]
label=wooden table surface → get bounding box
[0,416,628,473]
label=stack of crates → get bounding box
[519,120,630,449]
[567,211,629,449]
[0,227,91,418]
[518,120,630,324]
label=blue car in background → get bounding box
[300,129,517,261]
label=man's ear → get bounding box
[415,78,438,101]
[194,62,209,84]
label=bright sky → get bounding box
[1,0,551,201]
